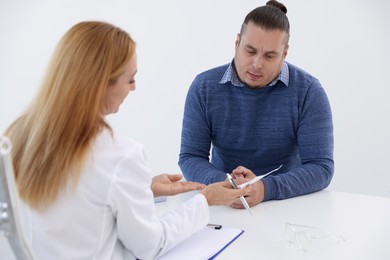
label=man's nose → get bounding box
[252,56,263,69]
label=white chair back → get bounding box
[0,136,35,260]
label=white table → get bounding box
[156,190,390,260]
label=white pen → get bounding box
[238,165,283,189]
[226,173,253,216]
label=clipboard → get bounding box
[158,226,244,260]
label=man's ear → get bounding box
[283,45,289,59]
[235,33,241,49]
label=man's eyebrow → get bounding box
[244,44,257,51]
[244,44,280,55]
[264,50,279,55]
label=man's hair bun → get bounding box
[266,0,287,14]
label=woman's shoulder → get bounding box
[96,128,145,153]
[90,128,149,170]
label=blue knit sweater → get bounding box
[179,61,334,201]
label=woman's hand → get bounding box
[151,174,205,197]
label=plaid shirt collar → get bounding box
[219,60,289,87]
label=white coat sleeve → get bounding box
[107,142,209,259]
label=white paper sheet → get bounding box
[158,226,244,260]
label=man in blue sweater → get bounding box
[179,0,333,208]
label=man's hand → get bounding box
[229,166,265,208]
[151,174,205,197]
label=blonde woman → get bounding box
[4,21,249,259]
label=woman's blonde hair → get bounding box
[4,21,136,210]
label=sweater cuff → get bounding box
[262,177,277,201]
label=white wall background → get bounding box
[1,0,390,196]
[1,0,390,259]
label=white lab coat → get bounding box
[20,128,209,259]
